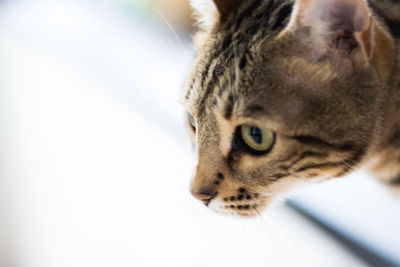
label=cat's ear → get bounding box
[284,0,372,61]
[190,0,241,29]
[190,0,219,29]
[212,0,242,17]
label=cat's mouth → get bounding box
[208,194,266,218]
[210,203,262,217]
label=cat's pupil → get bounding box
[250,127,263,144]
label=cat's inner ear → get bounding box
[285,0,372,59]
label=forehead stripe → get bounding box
[233,0,263,31]
[270,3,293,31]
[193,0,294,114]
[224,93,235,119]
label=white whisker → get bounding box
[153,8,187,53]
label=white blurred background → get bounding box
[0,0,399,266]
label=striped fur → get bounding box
[184,0,400,217]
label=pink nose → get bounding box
[191,191,216,206]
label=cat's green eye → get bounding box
[187,113,196,132]
[240,125,275,153]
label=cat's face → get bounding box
[184,0,386,217]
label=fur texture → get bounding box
[184,0,400,217]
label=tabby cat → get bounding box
[183,0,400,217]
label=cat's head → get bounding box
[184,0,391,217]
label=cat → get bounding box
[183,0,400,217]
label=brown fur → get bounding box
[184,0,400,217]
[212,0,242,18]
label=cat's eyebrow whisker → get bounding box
[153,8,187,53]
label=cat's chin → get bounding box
[210,207,260,218]
[207,198,268,218]
[225,211,260,218]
